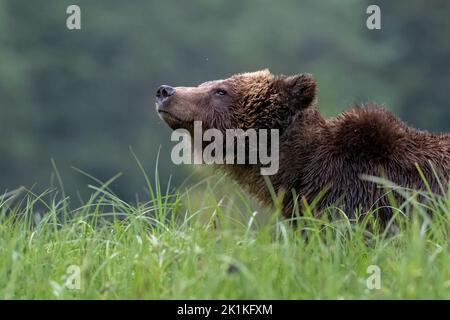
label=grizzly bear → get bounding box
[155,70,450,222]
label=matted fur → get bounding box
[156,70,450,222]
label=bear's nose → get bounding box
[156,85,176,104]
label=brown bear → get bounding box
[155,70,450,222]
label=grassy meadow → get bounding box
[1,159,450,300]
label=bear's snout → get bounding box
[156,85,176,107]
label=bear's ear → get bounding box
[282,73,316,108]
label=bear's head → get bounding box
[155,69,316,133]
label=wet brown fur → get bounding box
[157,70,450,222]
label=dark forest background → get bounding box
[1,0,450,200]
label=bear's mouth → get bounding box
[157,109,193,130]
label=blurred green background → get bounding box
[1,0,449,200]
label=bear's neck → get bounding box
[221,108,327,216]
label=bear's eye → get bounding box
[215,89,227,96]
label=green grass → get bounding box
[1,162,450,299]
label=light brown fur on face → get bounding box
[156,79,234,132]
[156,70,316,133]
[156,70,450,224]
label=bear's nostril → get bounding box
[161,88,169,97]
[156,85,176,99]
